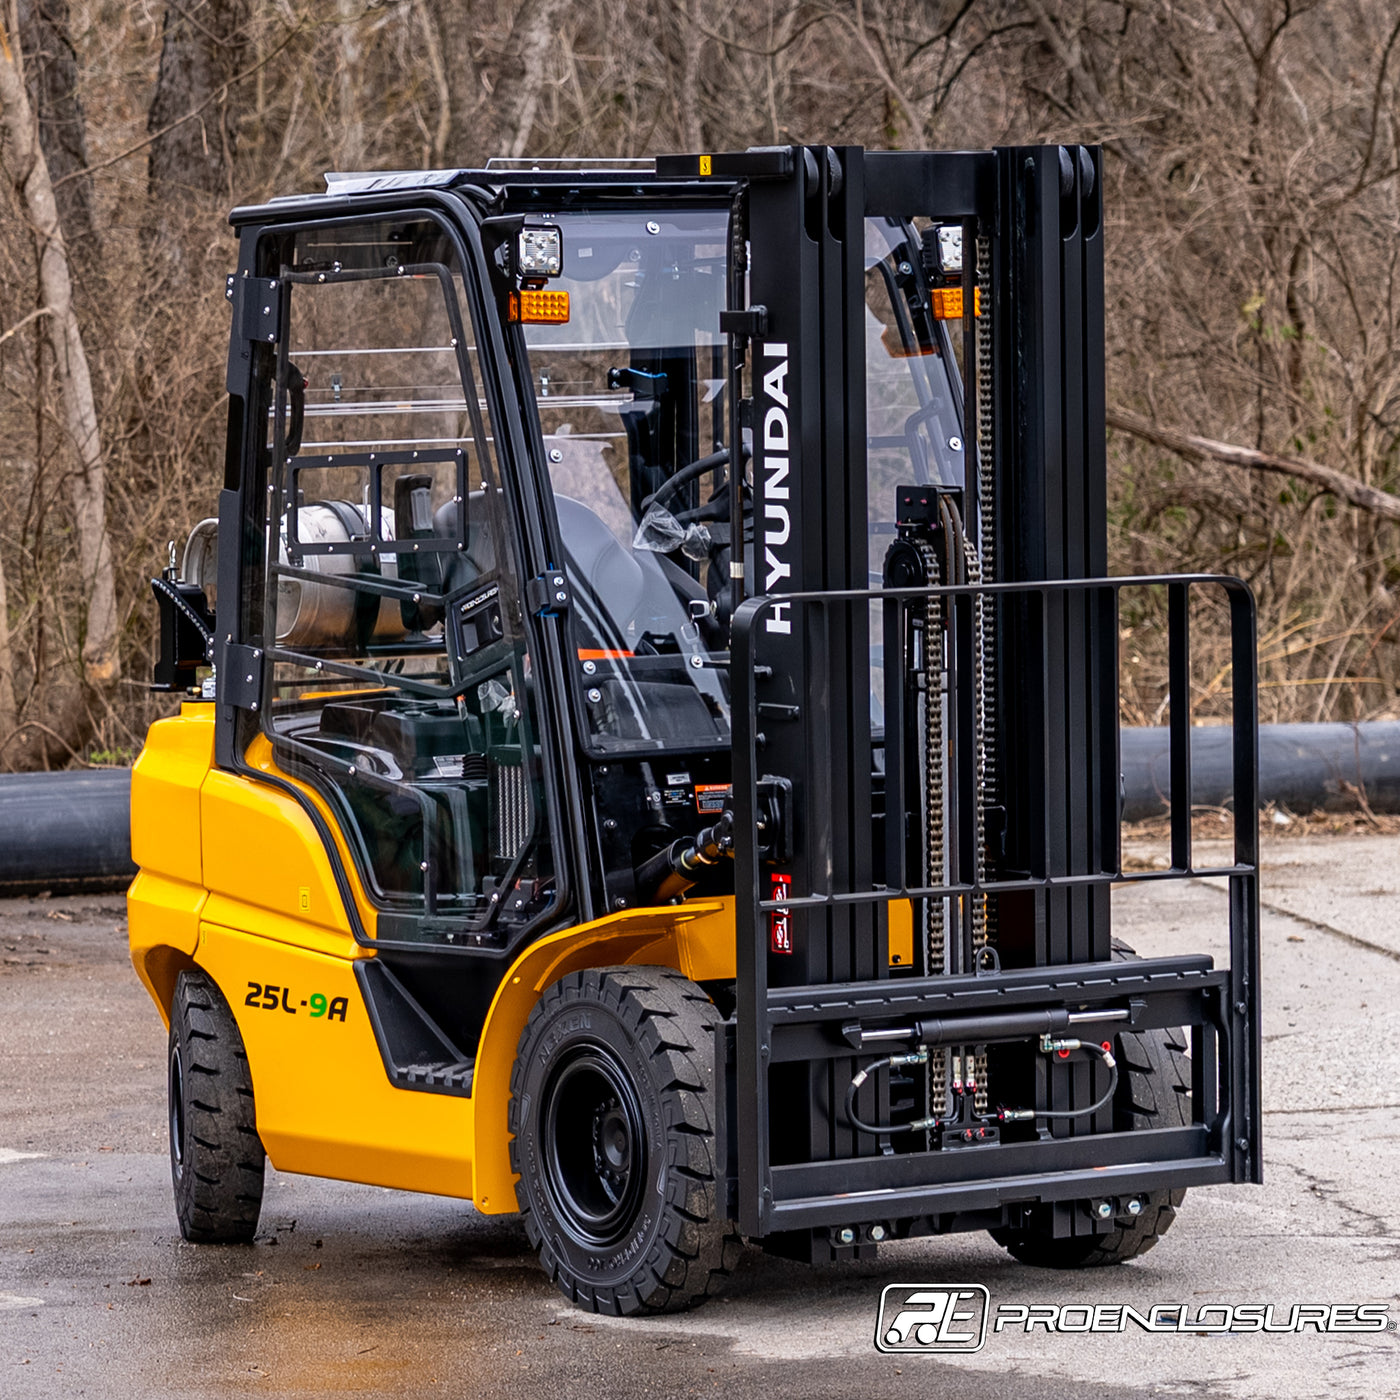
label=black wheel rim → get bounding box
[169,1043,186,1179]
[540,1045,648,1249]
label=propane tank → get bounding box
[275,502,408,650]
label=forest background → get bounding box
[2,0,1399,768]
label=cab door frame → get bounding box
[216,190,591,957]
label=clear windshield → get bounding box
[521,208,734,754]
[516,210,967,751]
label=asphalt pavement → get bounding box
[2,834,1398,1399]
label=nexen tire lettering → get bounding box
[537,1010,591,1066]
[761,341,793,635]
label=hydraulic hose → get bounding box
[845,1050,947,1137]
[1000,1039,1119,1122]
[845,1038,1120,1135]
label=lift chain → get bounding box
[970,233,996,1114]
[914,536,947,1135]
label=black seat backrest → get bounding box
[432,490,499,596]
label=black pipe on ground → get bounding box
[1121,721,1400,822]
[0,770,136,895]
[0,723,1396,894]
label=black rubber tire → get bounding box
[168,969,266,1244]
[508,966,738,1315]
[992,941,1190,1268]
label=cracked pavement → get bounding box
[2,836,1398,1398]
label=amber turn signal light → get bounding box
[508,289,570,324]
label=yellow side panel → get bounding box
[127,870,208,1026]
[196,924,473,1198]
[129,871,206,961]
[202,892,359,961]
[130,704,214,886]
[201,768,353,937]
[671,899,736,982]
[240,733,381,937]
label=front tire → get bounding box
[168,969,266,1244]
[509,966,736,1315]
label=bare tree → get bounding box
[0,13,119,762]
[423,0,569,164]
[15,0,95,265]
[147,0,252,223]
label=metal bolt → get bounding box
[555,590,568,603]
[548,448,563,463]
[1095,1199,1113,1219]
[1236,1137,1249,1151]
[582,660,597,675]
[419,861,430,872]
[587,688,602,703]
[603,818,617,831]
[613,897,628,910]
[949,436,963,451]
[646,220,661,235]
[1126,1197,1144,1216]
[869,1225,886,1242]
[1235,1001,1247,1014]
[690,654,703,669]
[898,261,912,275]
[836,1228,855,1246]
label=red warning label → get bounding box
[770,872,792,954]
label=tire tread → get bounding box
[508,965,737,1315]
[169,969,265,1245]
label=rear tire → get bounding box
[509,966,737,1315]
[168,969,266,1244]
[992,941,1190,1268]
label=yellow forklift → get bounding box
[129,145,1262,1314]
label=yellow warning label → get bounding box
[699,154,713,177]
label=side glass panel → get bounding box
[864,216,965,581]
[864,217,966,732]
[519,208,734,754]
[260,217,553,940]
